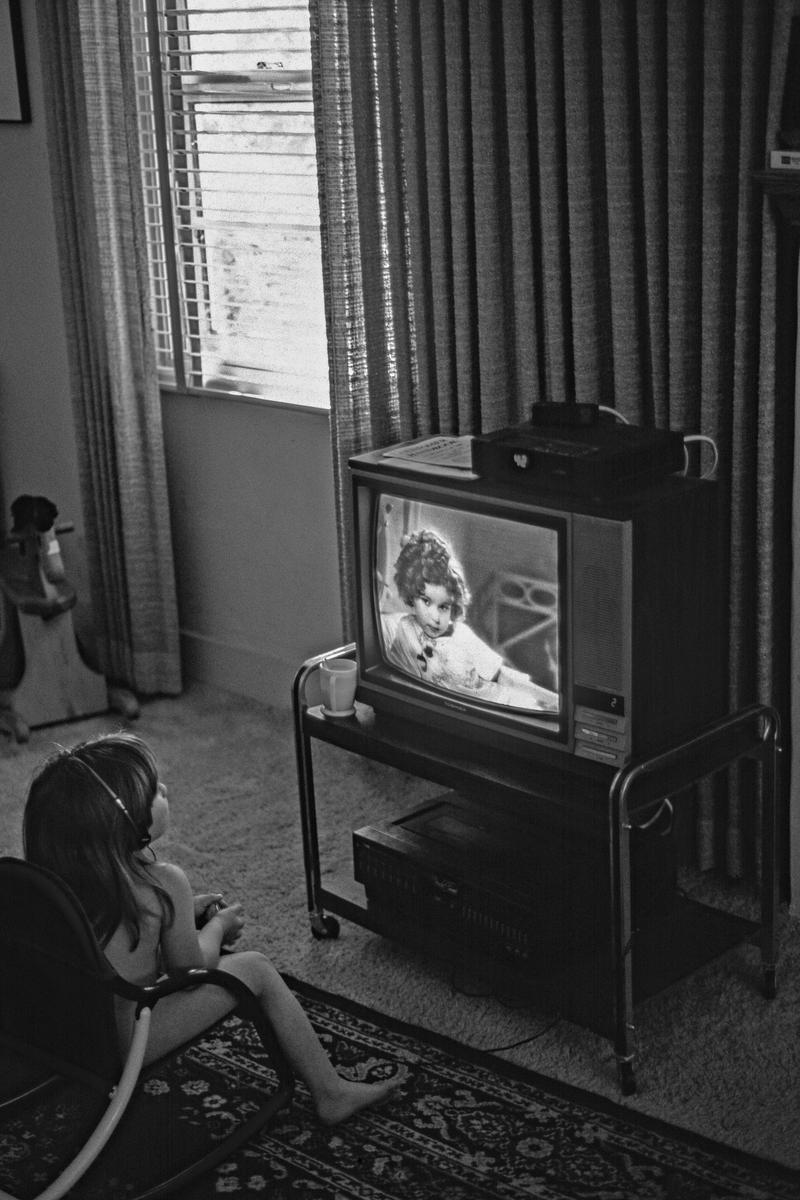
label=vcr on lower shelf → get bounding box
[353,792,675,973]
[352,791,756,1035]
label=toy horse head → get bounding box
[10,495,59,536]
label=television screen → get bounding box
[373,492,562,719]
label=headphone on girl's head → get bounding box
[66,749,152,848]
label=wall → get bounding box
[0,5,342,709]
[0,6,82,540]
[161,391,343,706]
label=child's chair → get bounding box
[0,858,294,1200]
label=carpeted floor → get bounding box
[2,977,798,1200]
[1,683,799,1180]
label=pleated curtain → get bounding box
[311,0,793,882]
[35,0,181,695]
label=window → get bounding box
[131,0,330,409]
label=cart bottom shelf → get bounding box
[324,890,759,1038]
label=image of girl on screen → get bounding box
[383,530,558,712]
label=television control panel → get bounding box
[574,706,628,764]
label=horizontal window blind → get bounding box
[131,0,330,408]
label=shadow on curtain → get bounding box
[35,0,181,696]
[311,0,793,885]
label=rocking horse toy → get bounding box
[0,495,138,742]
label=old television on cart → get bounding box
[349,440,726,775]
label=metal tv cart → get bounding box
[293,644,780,1094]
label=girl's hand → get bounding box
[214,902,245,946]
[193,892,224,928]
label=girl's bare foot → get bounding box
[314,1069,407,1125]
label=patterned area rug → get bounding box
[1,976,798,1200]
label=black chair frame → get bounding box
[0,857,294,1200]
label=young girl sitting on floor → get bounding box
[23,732,403,1126]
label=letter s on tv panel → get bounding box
[349,442,726,776]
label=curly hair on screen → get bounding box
[393,530,471,620]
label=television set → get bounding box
[350,443,726,776]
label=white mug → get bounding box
[319,659,358,714]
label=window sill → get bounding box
[158,383,331,416]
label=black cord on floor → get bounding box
[447,965,562,1050]
[479,1015,561,1053]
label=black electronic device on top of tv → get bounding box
[471,417,686,496]
[349,435,726,774]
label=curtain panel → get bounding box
[311,0,793,882]
[35,0,181,695]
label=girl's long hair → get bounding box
[23,732,174,949]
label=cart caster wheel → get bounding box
[311,914,340,940]
[617,1060,637,1096]
[762,965,776,999]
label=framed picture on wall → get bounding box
[0,0,30,123]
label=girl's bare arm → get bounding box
[152,861,242,971]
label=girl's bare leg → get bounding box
[218,951,404,1124]
[138,950,404,1125]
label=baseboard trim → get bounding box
[179,629,294,708]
